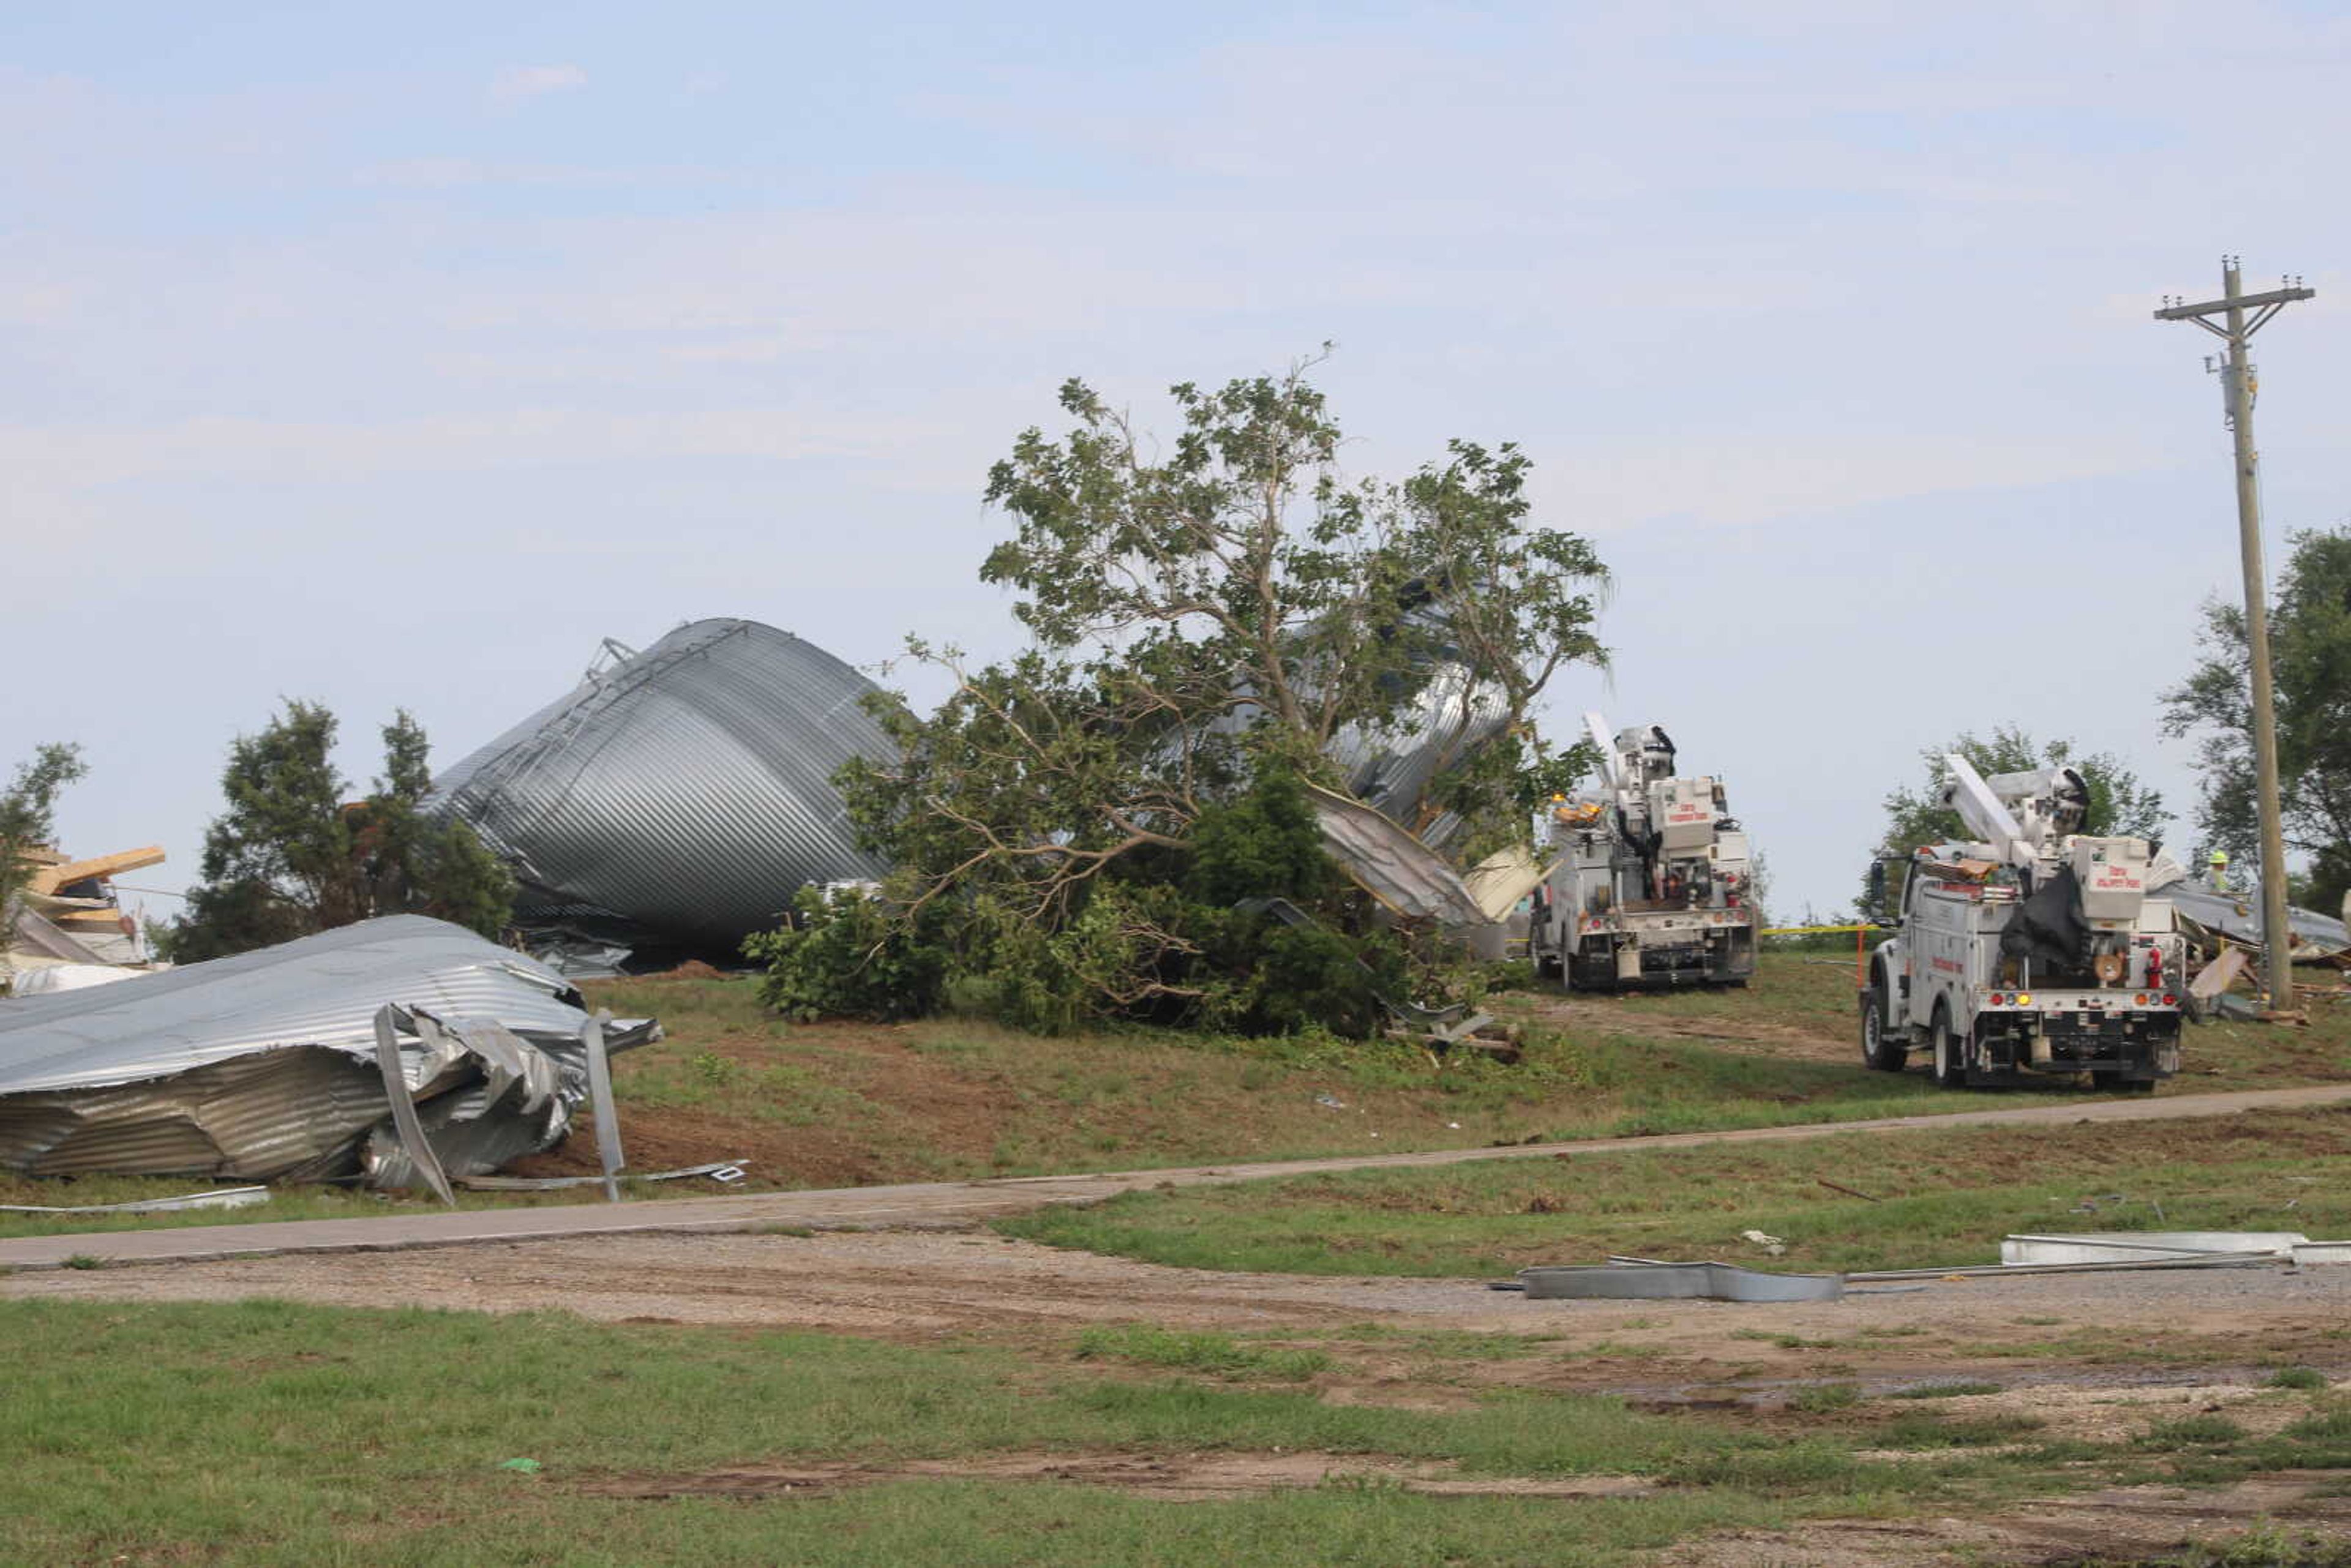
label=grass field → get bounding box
[7,1293,2345,1566]
[999,1105,2351,1278]
[4,954,2344,1240]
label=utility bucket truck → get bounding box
[1529,715,1758,990]
[1862,755,2186,1091]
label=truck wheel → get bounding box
[1929,1005,1967,1089]
[2117,1079,2158,1095]
[1861,989,1906,1071]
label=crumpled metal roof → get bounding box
[432,618,892,956]
[0,915,654,1182]
[1307,785,1492,933]
[2150,872,2351,958]
[0,915,596,1097]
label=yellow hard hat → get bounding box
[2210,849,2229,864]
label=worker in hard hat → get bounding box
[2207,848,2230,891]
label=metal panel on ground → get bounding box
[1519,1262,1845,1303]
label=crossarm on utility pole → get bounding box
[2153,284,2314,320]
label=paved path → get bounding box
[4,1082,2345,1271]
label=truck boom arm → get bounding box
[1941,753,2031,868]
[1584,711,1620,791]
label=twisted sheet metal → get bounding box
[1519,1262,1845,1303]
[2161,878,2350,959]
[0,916,653,1181]
[1322,661,1514,847]
[431,618,892,954]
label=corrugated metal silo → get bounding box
[432,618,891,960]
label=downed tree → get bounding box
[753,359,1607,1034]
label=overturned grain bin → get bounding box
[432,618,891,967]
[0,915,655,1183]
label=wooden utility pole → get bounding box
[2154,258,2314,1010]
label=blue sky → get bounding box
[7,1,2349,923]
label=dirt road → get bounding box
[10,1223,2344,1351]
[4,1081,2346,1271]
[14,1226,2344,1565]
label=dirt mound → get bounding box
[634,960,731,982]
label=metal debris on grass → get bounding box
[0,915,658,1188]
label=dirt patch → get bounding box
[1654,1474,2351,1566]
[505,1103,910,1191]
[8,1229,2349,1388]
[1853,1378,2341,1453]
[1517,992,1854,1062]
[577,1450,1655,1502]
[513,1027,1021,1190]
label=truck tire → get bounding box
[1860,989,1906,1071]
[1929,1003,1967,1089]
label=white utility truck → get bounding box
[1861,754,2186,1091]
[1529,715,1758,990]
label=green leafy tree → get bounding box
[1,742,89,911]
[1859,727,2167,921]
[783,360,1608,1031]
[163,704,514,962]
[2162,525,2351,913]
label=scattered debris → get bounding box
[10,845,163,963]
[430,619,893,970]
[2001,1231,2351,1268]
[0,1184,269,1215]
[2188,945,2253,1015]
[1739,1228,1788,1257]
[5,842,167,990]
[0,915,656,1186]
[2155,867,2351,964]
[1463,844,1553,924]
[1850,1253,2279,1281]
[1817,1179,1883,1203]
[455,1160,750,1191]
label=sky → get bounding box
[6,0,2349,927]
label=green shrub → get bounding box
[742,885,948,1022]
[2265,1366,2330,1391]
[1787,1382,1861,1414]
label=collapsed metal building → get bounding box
[432,618,893,967]
[0,915,655,1184]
